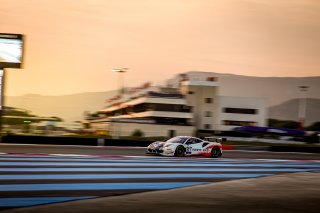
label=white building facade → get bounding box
[88,72,266,137]
[217,96,266,131]
[180,77,266,135]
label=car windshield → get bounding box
[166,136,189,144]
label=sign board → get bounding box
[0,33,24,69]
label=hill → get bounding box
[167,71,320,106]
[5,72,320,124]
[268,98,320,126]
[5,91,116,123]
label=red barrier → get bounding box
[222,144,234,150]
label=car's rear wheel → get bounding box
[174,145,185,157]
[211,147,222,158]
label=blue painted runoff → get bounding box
[0,182,208,191]
[0,167,312,172]
[0,173,273,180]
[0,162,319,168]
[0,196,95,207]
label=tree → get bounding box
[268,119,300,129]
[307,122,320,131]
[131,129,144,137]
[49,117,63,122]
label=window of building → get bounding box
[205,111,212,117]
[188,91,194,94]
[173,105,180,111]
[183,105,192,112]
[168,130,176,138]
[223,107,257,114]
[142,103,191,113]
[223,120,257,126]
[205,98,213,103]
[204,124,211,129]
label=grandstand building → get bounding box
[87,72,266,137]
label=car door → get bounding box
[184,138,195,155]
[185,138,203,155]
[190,138,204,155]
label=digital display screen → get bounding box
[0,33,24,69]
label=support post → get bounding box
[0,69,5,142]
[298,86,309,130]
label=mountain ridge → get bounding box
[167,71,320,106]
[6,72,320,124]
[269,98,320,126]
[5,91,117,123]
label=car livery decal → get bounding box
[186,147,192,155]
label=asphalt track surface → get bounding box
[1,143,320,160]
[0,143,319,212]
[0,153,319,211]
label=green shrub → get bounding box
[131,129,144,137]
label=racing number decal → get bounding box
[186,146,192,155]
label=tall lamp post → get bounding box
[0,69,5,140]
[298,86,309,130]
[112,68,128,138]
[112,68,128,97]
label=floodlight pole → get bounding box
[298,86,309,130]
[0,69,5,142]
[112,68,128,97]
[112,68,128,138]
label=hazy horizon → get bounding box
[1,0,320,96]
[5,72,320,97]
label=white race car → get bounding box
[146,136,224,158]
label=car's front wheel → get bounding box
[174,145,185,157]
[211,147,222,158]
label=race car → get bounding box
[146,136,224,158]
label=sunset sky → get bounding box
[1,0,320,96]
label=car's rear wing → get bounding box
[204,137,227,143]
